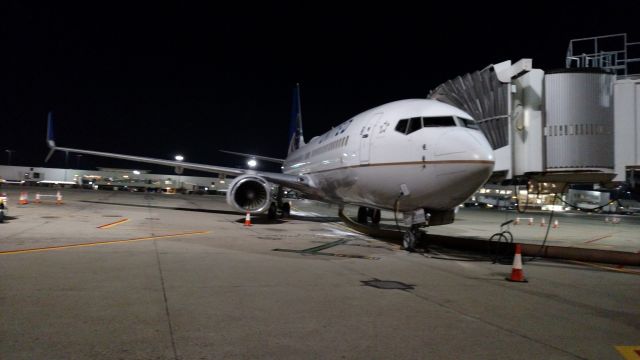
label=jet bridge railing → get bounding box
[566,33,640,76]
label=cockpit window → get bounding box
[459,117,479,130]
[423,116,456,127]
[407,117,422,134]
[395,116,457,135]
[395,119,408,134]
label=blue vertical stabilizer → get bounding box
[287,84,305,155]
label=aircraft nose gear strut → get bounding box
[402,209,431,251]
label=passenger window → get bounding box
[423,116,456,127]
[395,119,408,134]
[407,117,422,134]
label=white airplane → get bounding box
[45,85,494,249]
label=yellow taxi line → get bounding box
[568,260,640,275]
[97,218,130,229]
[0,230,210,255]
[614,345,640,360]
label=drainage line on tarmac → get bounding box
[299,239,348,253]
[273,239,379,260]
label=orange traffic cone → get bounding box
[244,211,252,227]
[35,193,41,204]
[540,218,546,227]
[527,218,533,226]
[56,191,63,205]
[514,218,520,225]
[18,192,29,205]
[552,219,559,229]
[506,243,528,282]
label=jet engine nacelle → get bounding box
[226,175,272,213]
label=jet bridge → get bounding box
[428,33,640,188]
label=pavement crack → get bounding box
[406,291,589,360]
[154,240,179,360]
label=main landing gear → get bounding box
[267,186,292,220]
[267,201,291,219]
[357,206,381,225]
[401,209,431,251]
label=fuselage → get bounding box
[283,99,494,212]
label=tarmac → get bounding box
[0,186,638,359]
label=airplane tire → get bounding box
[372,209,381,224]
[281,202,291,218]
[403,228,417,251]
[268,203,277,220]
[357,207,368,224]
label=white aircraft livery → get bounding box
[46,85,494,249]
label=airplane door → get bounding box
[359,113,383,164]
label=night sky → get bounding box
[3,3,639,174]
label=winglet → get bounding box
[44,112,56,162]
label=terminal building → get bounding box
[0,165,230,194]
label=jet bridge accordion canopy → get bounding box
[428,66,510,150]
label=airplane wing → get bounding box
[45,114,314,194]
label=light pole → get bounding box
[76,154,82,169]
[174,155,184,192]
[5,149,14,165]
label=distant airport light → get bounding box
[133,170,141,175]
[247,159,257,168]
[175,155,184,161]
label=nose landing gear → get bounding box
[401,209,431,251]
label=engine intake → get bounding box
[226,175,272,213]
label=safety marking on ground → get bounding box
[0,231,210,255]
[290,206,370,238]
[290,205,402,253]
[97,218,130,229]
[569,260,640,276]
[615,346,640,360]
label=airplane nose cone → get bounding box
[435,128,494,164]
[432,128,495,206]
